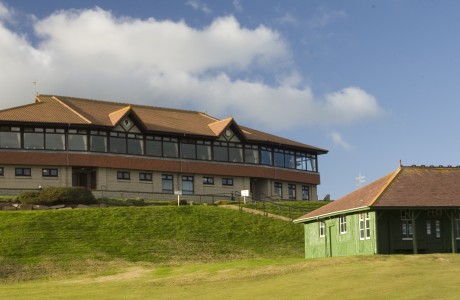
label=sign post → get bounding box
[241,189,249,204]
[174,190,182,206]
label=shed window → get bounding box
[319,222,325,237]
[401,210,413,240]
[359,212,371,240]
[339,215,347,234]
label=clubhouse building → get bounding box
[0,95,327,201]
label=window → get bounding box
[139,172,152,182]
[90,131,107,152]
[302,185,310,200]
[146,136,162,156]
[0,126,21,149]
[196,140,212,160]
[180,139,196,159]
[162,174,173,193]
[127,133,144,155]
[182,176,194,195]
[42,168,58,177]
[15,168,31,177]
[163,138,178,158]
[228,143,243,163]
[319,222,325,237]
[359,212,371,240]
[222,178,233,186]
[288,184,296,200]
[296,152,317,172]
[45,128,65,150]
[110,132,127,154]
[401,210,412,240]
[68,129,87,151]
[274,148,285,167]
[284,150,295,169]
[426,220,432,236]
[117,171,130,180]
[435,220,441,238]
[244,145,259,164]
[260,147,272,165]
[274,182,282,197]
[0,167,3,176]
[203,176,214,185]
[340,215,347,234]
[213,141,229,162]
[24,128,44,150]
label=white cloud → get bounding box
[0,2,9,20]
[0,7,382,132]
[186,0,211,14]
[329,130,351,150]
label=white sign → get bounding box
[174,190,182,195]
[241,190,249,197]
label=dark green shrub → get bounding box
[170,199,188,206]
[126,198,145,206]
[17,191,41,205]
[18,187,96,205]
[215,200,239,205]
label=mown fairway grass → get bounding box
[1,254,460,299]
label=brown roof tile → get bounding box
[295,165,460,222]
[0,95,327,153]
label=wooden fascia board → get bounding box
[293,206,371,224]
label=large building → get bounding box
[294,165,460,258]
[0,95,327,201]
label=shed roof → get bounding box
[0,95,327,153]
[295,165,460,222]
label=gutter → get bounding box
[293,205,370,223]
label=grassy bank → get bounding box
[1,254,459,299]
[0,206,303,282]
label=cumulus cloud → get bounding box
[0,2,8,20]
[0,6,382,132]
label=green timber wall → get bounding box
[303,211,377,258]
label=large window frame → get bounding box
[302,185,310,201]
[0,126,21,149]
[117,171,131,180]
[162,174,174,193]
[182,176,194,195]
[274,182,282,197]
[288,183,296,200]
[359,212,371,240]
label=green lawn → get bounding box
[1,254,459,299]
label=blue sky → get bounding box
[1,0,460,200]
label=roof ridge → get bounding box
[41,94,206,115]
[51,96,92,124]
[368,167,402,206]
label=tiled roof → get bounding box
[0,95,328,153]
[295,165,460,222]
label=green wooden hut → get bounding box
[294,165,460,258]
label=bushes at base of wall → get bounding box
[18,187,96,206]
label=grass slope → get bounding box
[0,206,303,282]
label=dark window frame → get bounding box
[117,171,131,180]
[42,168,58,177]
[15,167,31,177]
[139,172,153,182]
[182,175,194,195]
[203,176,214,185]
[162,174,174,193]
[288,183,296,200]
[222,178,234,186]
[0,167,3,176]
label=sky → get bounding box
[1,0,460,200]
